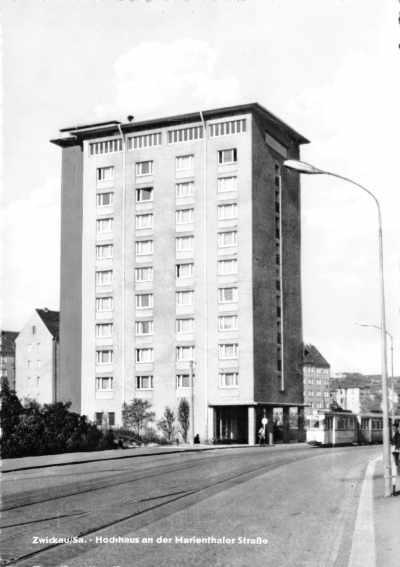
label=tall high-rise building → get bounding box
[51,103,309,444]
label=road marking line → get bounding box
[348,455,380,567]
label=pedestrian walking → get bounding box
[391,423,400,467]
[258,427,266,447]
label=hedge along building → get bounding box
[51,103,309,444]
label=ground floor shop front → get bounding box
[208,404,306,445]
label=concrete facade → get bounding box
[15,310,59,405]
[303,344,331,413]
[51,103,309,443]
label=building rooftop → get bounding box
[36,309,60,340]
[330,377,370,391]
[303,344,330,368]
[50,102,310,148]
[0,331,19,355]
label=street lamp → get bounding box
[356,322,395,419]
[284,159,392,497]
[189,360,195,445]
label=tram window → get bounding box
[310,419,320,428]
[325,417,332,430]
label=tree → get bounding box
[178,398,190,443]
[0,377,24,441]
[122,399,156,436]
[157,406,177,441]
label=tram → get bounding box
[305,409,385,446]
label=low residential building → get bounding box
[330,377,371,414]
[15,309,60,405]
[303,344,330,412]
[1,331,19,388]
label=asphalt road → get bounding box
[1,444,382,567]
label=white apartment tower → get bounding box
[51,103,309,444]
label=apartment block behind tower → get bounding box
[51,103,309,444]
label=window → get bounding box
[218,176,237,193]
[37,394,40,402]
[218,287,237,303]
[96,245,113,259]
[176,155,194,171]
[218,316,238,331]
[95,413,103,426]
[135,321,153,335]
[28,344,32,353]
[218,204,237,220]
[28,361,31,369]
[136,214,153,229]
[316,391,322,397]
[136,376,153,390]
[129,133,161,150]
[176,236,194,251]
[218,260,237,275]
[219,373,238,387]
[218,149,237,165]
[265,133,288,158]
[96,377,113,391]
[136,161,153,176]
[168,127,203,144]
[176,346,195,361]
[1,356,7,363]
[36,360,41,369]
[176,263,194,278]
[275,163,281,189]
[1,369,7,377]
[176,291,194,306]
[136,241,153,255]
[96,324,113,338]
[136,188,153,202]
[210,120,246,138]
[219,344,238,359]
[316,368,322,374]
[218,231,237,247]
[96,297,113,312]
[37,343,41,352]
[135,267,153,282]
[96,270,113,285]
[108,412,115,426]
[176,182,194,197]
[136,349,153,363]
[135,294,153,309]
[308,378,313,385]
[97,193,114,207]
[28,377,31,386]
[97,167,114,181]
[176,375,190,389]
[97,218,113,233]
[316,378,321,385]
[176,209,194,224]
[176,319,194,333]
[32,326,36,334]
[90,139,122,156]
[96,351,113,364]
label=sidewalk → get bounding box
[1,442,294,473]
[350,456,400,567]
[373,459,400,567]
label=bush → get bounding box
[0,378,117,459]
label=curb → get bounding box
[1,443,289,474]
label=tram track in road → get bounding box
[2,445,311,512]
[1,447,322,567]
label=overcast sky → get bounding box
[1,0,399,375]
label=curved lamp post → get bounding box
[284,159,391,497]
[356,322,395,419]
